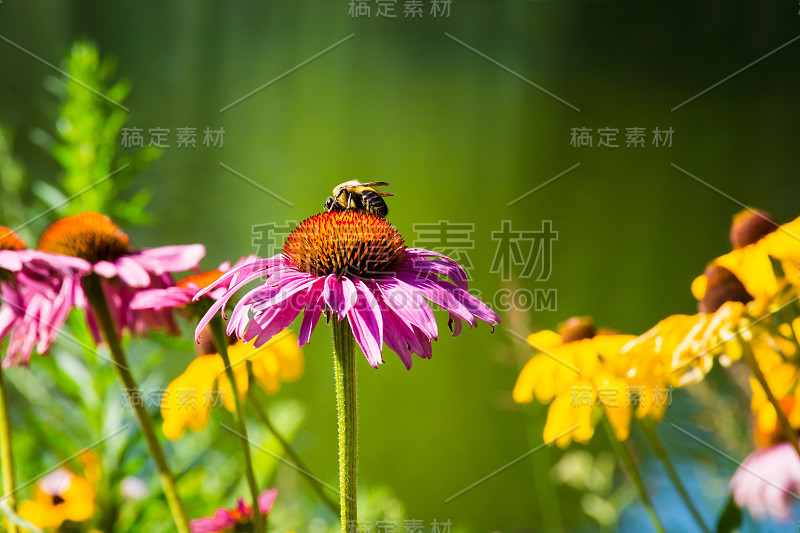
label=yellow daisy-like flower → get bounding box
[19,468,95,529]
[693,211,800,308]
[162,329,303,440]
[621,300,753,388]
[513,317,638,448]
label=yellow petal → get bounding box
[691,274,707,300]
[248,330,304,394]
[19,500,66,529]
[161,355,223,440]
[526,330,563,353]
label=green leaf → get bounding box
[716,495,742,533]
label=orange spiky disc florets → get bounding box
[282,211,407,278]
[38,212,131,263]
[0,227,25,251]
[177,270,223,290]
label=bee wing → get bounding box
[359,181,393,197]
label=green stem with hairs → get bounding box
[83,275,190,533]
[332,318,357,532]
[209,316,264,533]
[639,419,711,533]
[249,390,340,516]
[601,416,666,533]
[0,356,18,533]
[741,348,800,460]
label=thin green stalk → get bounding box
[0,357,18,533]
[601,416,665,533]
[741,348,800,460]
[209,317,264,533]
[332,318,357,532]
[639,419,711,533]
[249,390,340,516]
[83,275,190,533]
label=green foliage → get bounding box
[36,40,159,225]
[715,495,742,533]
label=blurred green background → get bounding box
[1,1,800,531]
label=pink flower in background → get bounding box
[131,256,258,312]
[0,227,90,366]
[195,211,500,369]
[730,441,800,521]
[37,212,205,343]
[190,488,278,533]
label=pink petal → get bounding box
[130,287,193,310]
[347,279,383,368]
[93,261,118,278]
[134,244,206,274]
[298,278,326,345]
[258,488,279,514]
[116,256,153,287]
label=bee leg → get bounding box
[447,318,454,333]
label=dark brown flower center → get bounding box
[558,316,596,343]
[729,209,778,249]
[698,265,753,313]
[282,211,407,278]
[38,212,132,263]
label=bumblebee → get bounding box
[324,181,393,219]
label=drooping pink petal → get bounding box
[93,261,118,278]
[116,256,154,288]
[373,277,438,340]
[258,488,279,514]
[347,279,384,368]
[131,287,194,310]
[133,244,206,274]
[298,278,326,345]
[0,251,23,272]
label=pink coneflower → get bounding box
[730,441,800,521]
[195,211,500,369]
[37,212,205,342]
[0,227,90,366]
[190,489,278,533]
[130,256,258,313]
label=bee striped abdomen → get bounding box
[361,191,389,218]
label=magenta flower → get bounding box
[730,441,800,521]
[0,227,91,366]
[195,211,500,369]
[130,256,258,312]
[190,488,278,533]
[37,212,205,343]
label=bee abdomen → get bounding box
[362,191,389,218]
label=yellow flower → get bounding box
[162,329,303,440]
[622,302,751,387]
[19,468,95,529]
[694,212,800,307]
[513,317,637,448]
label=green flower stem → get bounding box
[83,275,190,533]
[209,317,264,533]
[741,348,800,459]
[601,416,665,533]
[332,318,357,532]
[248,390,340,516]
[0,358,18,533]
[639,419,711,533]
